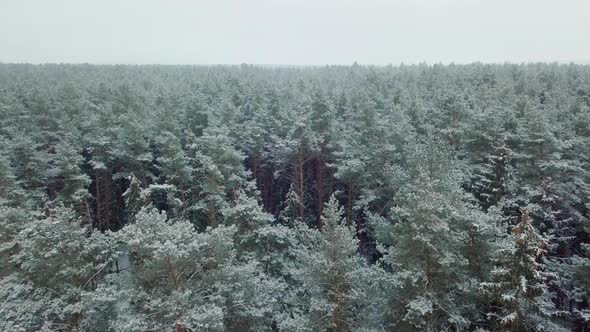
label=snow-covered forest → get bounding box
[1,63,589,331]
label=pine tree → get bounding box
[373,140,482,331]
[112,108,154,186]
[0,154,33,280]
[107,208,278,331]
[153,131,192,219]
[481,208,555,331]
[287,195,368,331]
[1,206,118,331]
[189,127,256,228]
[122,173,147,224]
[47,137,92,219]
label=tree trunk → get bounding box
[95,169,102,230]
[268,170,274,214]
[327,168,334,199]
[104,167,112,230]
[425,249,432,289]
[298,144,305,223]
[251,153,258,186]
[209,174,218,227]
[347,181,353,226]
[48,181,56,201]
[166,256,186,332]
[85,198,93,227]
[263,169,270,212]
[179,181,188,220]
[317,154,324,229]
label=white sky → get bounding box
[1,0,589,65]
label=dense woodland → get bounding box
[0,63,589,331]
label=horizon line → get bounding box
[1,60,590,67]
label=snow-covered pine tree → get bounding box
[1,206,118,331]
[373,138,488,331]
[286,194,368,331]
[122,173,148,224]
[481,208,558,331]
[153,131,192,219]
[188,126,256,228]
[106,208,278,332]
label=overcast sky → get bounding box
[1,0,589,65]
